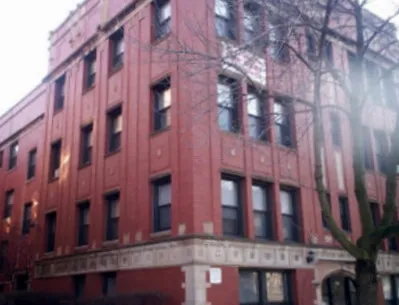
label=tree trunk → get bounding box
[355,259,379,305]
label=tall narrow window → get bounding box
[50,140,62,180]
[347,51,357,89]
[280,189,298,242]
[252,183,272,239]
[8,141,18,170]
[153,177,172,232]
[22,203,32,235]
[54,75,66,111]
[221,177,242,236]
[382,69,396,107]
[153,79,171,131]
[247,89,266,141]
[84,50,96,89]
[27,148,37,180]
[3,190,14,219]
[217,77,239,132]
[370,202,380,227]
[374,131,388,174]
[323,40,334,66]
[45,212,57,252]
[339,197,351,232]
[102,272,116,296]
[77,202,90,246]
[215,0,236,40]
[269,15,289,62]
[243,2,261,45]
[154,0,171,39]
[363,127,374,170]
[306,29,317,61]
[80,124,93,166]
[321,195,331,230]
[107,107,122,153]
[73,275,86,299]
[0,241,8,272]
[365,60,382,104]
[0,150,3,168]
[110,29,124,71]
[274,100,293,147]
[330,113,342,147]
[105,193,119,241]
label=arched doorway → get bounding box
[322,273,356,305]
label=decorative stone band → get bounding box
[34,238,399,278]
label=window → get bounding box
[77,202,90,246]
[239,270,293,305]
[321,194,331,230]
[22,203,32,235]
[243,2,262,45]
[215,0,236,40]
[54,75,66,111]
[306,29,317,61]
[330,113,341,147]
[73,275,86,299]
[217,77,239,132]
[84,50,96,89]
[389,236,398,251]
[3,190,14,219]
[80,124,93,166]
[347,51,357,89]
[269,15,289,62]
[363,127,374,170]
[252,184,272,239]
[0,150,3,168]
[0,241,8,272]
[365,60,382,104]
[370,202,380,227]
[107,107,122,153]
[374,131,389,174]
[105,193,119,241]
[221,177,242,236]
[8,141,18,170]
[382,275,399,305]
[154,0,171,39]
[110,29,124,71]
[274,100,293,147]
[153,79,171,131]
[45,212,57,252]
[153,177,172,232]
[102,272,116,296]
[382,69,396,107]
[49,140,62,180]
[339,197,351,232]
[27,148,37,180]
[323,40,334,66]
[247,89,266,141]
[15,273,29,291]
[280,189,298,242]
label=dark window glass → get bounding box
[77,202,90,246]
[269,15,289,63]
[239,270,293,305]
[221,177,242,236]
[370,202,380,227]
[153,78,171,131]
[323,40,334,66]
[15,273,29,291]
[154,0,171,39]
[382,69,396,107]
[247,89,266,141]
[217,77,239,132]
[102,272,116,296]
[389,236,398,251]
[110,29,124,71]
[243,2,262,47]
[50,140,62,180]
[81,124,93,166]
[54,75,66,111]
[45,212,57,252]
[8,141,18,170]
[363,127,374,170]
[0,150,3,168]
[215,0,236,40]
[374,131,389,174]
[27,148,37,180]
[84,50,96,89]
[339,197,351,232]
[73,275,86,299]
[330,113,342,147]
[105,193,119,241]
[0,241,8,272]
[252,184,272,239]
[306,29,317,61]
[3,190,14,219]
[274,100,293,147]
[107,107,122,153]
[22,203,32,235]
[153,177,172,232]
[322,194,331,230]
[280,189,298,242]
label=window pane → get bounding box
[273,102,285,124]
[249,116,261,139]
[110,201,119,218]
[247,93,260,116]
[216,18,229,37]
[217,83,233,106]
[113,115,122,133]
[218,107,232,131]
[265,272,285,302]
[239,271,259,304]
[280,191,293,215]
[221,179,237,207]
[159,183,171,206]
[282,215,294,240]
[162,88,172,108]
[252,185,267,211]
[244,9,255,31]
[382,277,392,300]
[159,205,171,230]
[254,212,267,238]
[222,207,238,234]
[160,2,171,21]
[215,0,229,18]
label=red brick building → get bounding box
[0,0,398,304]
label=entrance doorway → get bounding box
[322,274,356,305]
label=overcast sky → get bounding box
[0,0,398,116]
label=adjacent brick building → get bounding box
[0,0,399,304]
